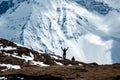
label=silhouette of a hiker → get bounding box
[61,47,69,59]
[71,56,75,61]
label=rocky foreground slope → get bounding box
[0,38,120,80]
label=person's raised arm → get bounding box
[66,47,69,51]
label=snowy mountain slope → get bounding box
[0,0,120,64]
[95,0,120,9]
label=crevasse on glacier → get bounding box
[0,0,120,64]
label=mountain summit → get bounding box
[0,0,120,64]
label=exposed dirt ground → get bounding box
[0,64,120,80]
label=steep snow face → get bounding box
[0,0,120,64]
[0,0,31,44]
[95,0,120,8]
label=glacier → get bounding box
[0,0,120,64]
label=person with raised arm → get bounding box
[61,47,69,59]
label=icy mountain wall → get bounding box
[0,0,120,64]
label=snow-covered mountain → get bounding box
[0,0,120,64]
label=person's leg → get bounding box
[63,55,66,59]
